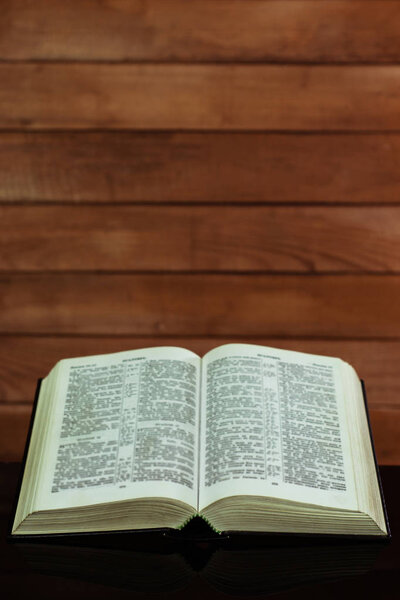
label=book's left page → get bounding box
[14,346,201,533]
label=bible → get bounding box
[11,344,389,538]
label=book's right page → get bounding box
[198,344,358,515]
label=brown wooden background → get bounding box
[1,0,400,463]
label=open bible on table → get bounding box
[10,344,389,538]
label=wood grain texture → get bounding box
[1,274,400,337]
[1,64,400,130]
[2,132,400,203]
[0,405,31,462]
[0,336,399,408]
[2,205,400,272]
[1,403,397,463]
[1,2,399,466]
[369,410,400,465]
[1,1,400,63]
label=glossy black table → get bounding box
[1,464,398,599]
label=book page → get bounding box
[35,347,200,511]
[199,344,357,512]
[341,363,387,533]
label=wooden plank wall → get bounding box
[1,0,400,463]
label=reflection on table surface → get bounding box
[2,464,398,600]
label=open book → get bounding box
[11,344,388,538]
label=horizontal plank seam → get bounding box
[2,270,400,276]
[0,401,33,408]
[3,201,400,208]
[3,59,400,67]
[3,270,400,276]
[3,129,400,137]
[2,333,400,342]
[3,128,400,135]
